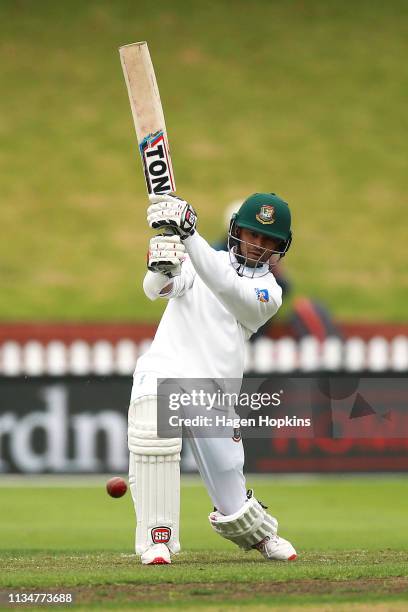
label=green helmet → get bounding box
[233,193,292,243]
[228,193,292,277]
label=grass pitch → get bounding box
[0,476,407,610]
[0,0,408,322]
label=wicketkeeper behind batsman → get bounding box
[128,192,297,564]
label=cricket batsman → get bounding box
[128,192,296,565]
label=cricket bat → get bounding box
[119,41,176,196]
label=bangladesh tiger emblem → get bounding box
[256,205,275,224]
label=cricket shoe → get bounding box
[141,543,171,565]
[253,534,297,561]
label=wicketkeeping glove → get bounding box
[147,194,197,239]
[147,234,186,278]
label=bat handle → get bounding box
[162,227,178,237]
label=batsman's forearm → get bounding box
[143,259,196,301]
[183,232,281,331]
[143,271,173,300]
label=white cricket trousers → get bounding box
[130,372,247,515]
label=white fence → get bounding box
[1,335,407,376]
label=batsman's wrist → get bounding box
[180,228,195,240]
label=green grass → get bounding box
[0,477,407,609]
[0,1,408,321]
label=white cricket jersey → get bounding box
[134,232,282,381]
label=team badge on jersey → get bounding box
[256,205,275,224]
[255,288,269,303]
[151,526,171,544]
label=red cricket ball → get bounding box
[106,476,128,498]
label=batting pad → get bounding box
[128,395,181,555]
[209,493,278,550]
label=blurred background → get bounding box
[0,0,407,476]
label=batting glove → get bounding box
[147,194,197,239]
[147,234,186,278]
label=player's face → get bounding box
[238,228,280,267]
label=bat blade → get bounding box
[119,41,176,195]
